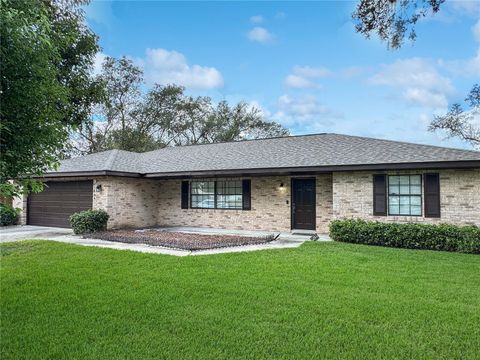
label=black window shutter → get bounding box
[181,181,189,209]
[424,173,440,218]
[242,179,251,210]
[373,175,387,216]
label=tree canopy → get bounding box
[72,56,289,154]
[352,0,445,49]
[0,0,102,196]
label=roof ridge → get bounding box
[105,149,119,170]
[328,133,479,154]
[142,132,330,155]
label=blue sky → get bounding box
[86,1,480,149]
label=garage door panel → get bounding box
[28,181,93,228]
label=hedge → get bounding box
[69,209,109,235]
[329,219,480,254]
[0,204,20,226]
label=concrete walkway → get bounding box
[0,225,331,256]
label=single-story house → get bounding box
[13,133,480,233]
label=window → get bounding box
[190,180,243,209]
[216,180,242,209]
[388,175,422,216]
[190,181,215,209]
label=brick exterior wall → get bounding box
[332,168,480,226]
[12,168,478,231]
[12,194,27,225]
[93,177,161,229]
[156,175,333,233]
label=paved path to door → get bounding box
[0,225,330,256]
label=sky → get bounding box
[85,0,480,149]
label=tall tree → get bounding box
[73,57,289,153]
[0,0,102,197]
[429,85,480,149]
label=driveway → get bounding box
[0,225,73,242]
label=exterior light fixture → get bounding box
[279,182,284,188]
[95,184,102,192]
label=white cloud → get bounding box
[450,0,480,17]
[273,94,341,128]
[139,48,224,89]
[284,65,331,89]
[473,20,480,42]
[293,65,331,78]
[247,27,274,43]
[250,15,264,24]
[369,58,454,108]
[285,75,316,89]
[438,22,480,77]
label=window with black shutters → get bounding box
[388,175,422,216]
[189,179,249,210]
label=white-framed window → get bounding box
[388,175,422,216]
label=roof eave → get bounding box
[37,170,142,178]
[144,160,480,179]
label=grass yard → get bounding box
[1,241,479,359]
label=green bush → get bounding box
[0,204,20,226]
[69,209,109,235]
[329,219,480,254]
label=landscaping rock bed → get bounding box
[86,230,275,251]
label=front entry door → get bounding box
[291,178,316,230]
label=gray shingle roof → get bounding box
[52,133,480,176]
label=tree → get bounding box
[72,57,289,153]
[429,85,480,149]
[72,56,144,154]
[352,0,444,49]
[0,0,102,197]
[352,0,479,149]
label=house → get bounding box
[13,133,480,233]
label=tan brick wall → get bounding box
[93,177,160,229]
[156,175,333,233]
[12,194,27,225]
[332,169,480,226]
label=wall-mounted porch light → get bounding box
[95,184,102,192]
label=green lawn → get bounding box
[1,241,479,359]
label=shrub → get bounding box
[329,219,480,254]
[0,204,20,226]
[70,209,109,235]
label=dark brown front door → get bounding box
[291,178,316,230]
[28,181,93,228]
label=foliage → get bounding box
[429,84,480,149]
[0,0,102,198]
[330,219,480,254]
[0,204,20,226]
[1,241,480,359]
[71,57,289,154]
[352,0,444,49]
[69,209,109,235]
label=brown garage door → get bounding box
[28,181,93,228]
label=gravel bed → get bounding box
[85,230,275,251]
